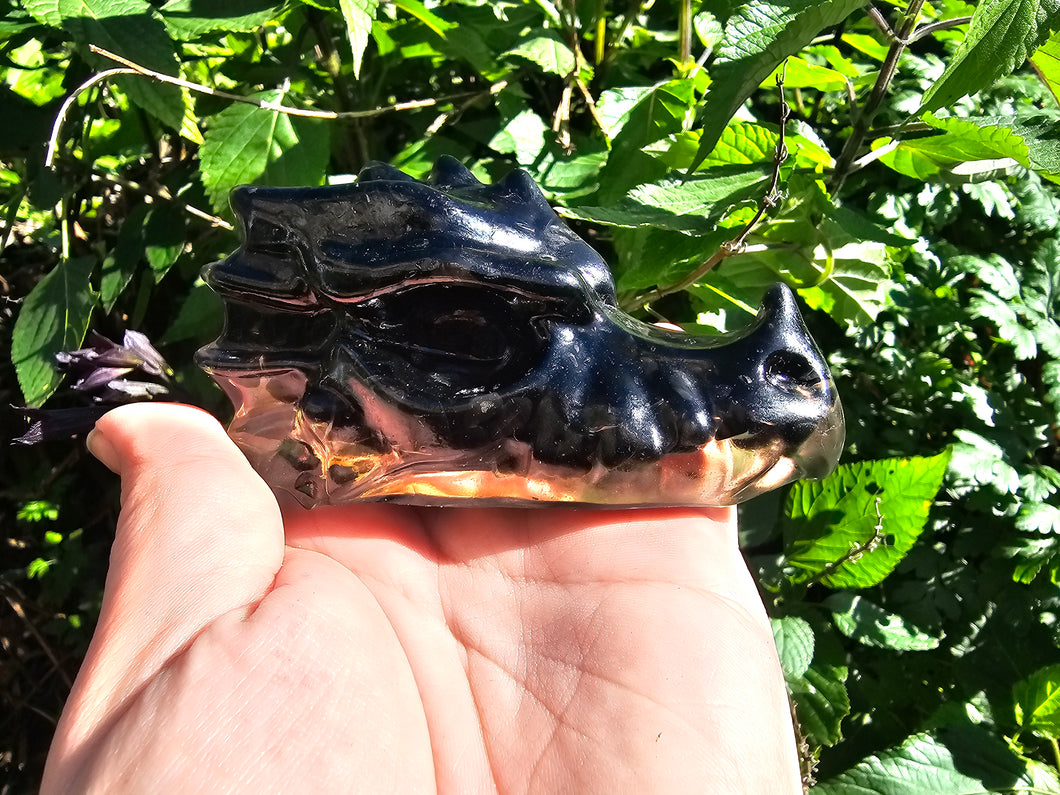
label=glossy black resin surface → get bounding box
[197,158,844,507]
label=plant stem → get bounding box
[622,73,790,311]
[829,0,927,194]
[1052,737,1060,773]
[678,0,692,65]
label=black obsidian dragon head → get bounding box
[196,157,844,507]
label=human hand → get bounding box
[43,403,801,793]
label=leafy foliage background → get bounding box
[3,0,1060,790]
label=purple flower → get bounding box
[54,330,174,403]
[11,330,178,445]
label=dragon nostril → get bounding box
[764,350,820,390]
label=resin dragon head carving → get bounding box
[197,157,844,507]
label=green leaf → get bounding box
[392,0,452,36]
[99,203,147,312]
[595,79,696,202]
[1017,502,1060,533]
[767,55,848,92]
[504,35,581,77]
[613,225,734,296]
[21,0,61,26]
[488,108,549,167]
[1030,28,1060,106]
[57,0,201,143]
[791,661,849,747]
[770,616,814,679]
[783,451,952,589]
[159,0,283,40]
[1015,664,1060,739]
[876,112,1060,183]
[920,0,1060,112]
[11,256,97,407]
[783,617,849,747]
[143,205,186,282]
[825,592,943,651]
[559,166,767,233]
[688,0,864,172]
[199,90,330,213]
[160,280,223,344]
[813,730,1046,794]
[337,0,379,78]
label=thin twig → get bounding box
[89,172,233,230]
[829,0,927,194]
[3,586,73,689]
[623,71,791,311]
[911,16,972,42]
[45,67,138,167]
[90,45,506,119]
[865,5,895,38]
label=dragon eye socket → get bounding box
[345,283,549,398]
[764,349,820,390]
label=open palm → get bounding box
[43,404,800,793]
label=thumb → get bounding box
[52,403,285,755]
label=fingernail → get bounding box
[86,428,120,473]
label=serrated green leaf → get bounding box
[649,124,833,176]
[504,35,581,77]
[21,0,61,26]
[159,0,283,40]
[614,225,735,296]
[876,112,1060,183]
[559,166,766,233]
[1031,28,1060,106]
[921,0,1060,112]
[825,592,942,650]
[771,616,814,679]
[57,0,201,143]
[813,730,1044,794]
[688,0,864,172]
[12,256,97,407]
[596,79,695,202]
[1015,663,1060,739]
[790,662,849,747]
[200,90,330,213]
[100,203,147,312]
[338,0,379,78]
[783,451,952,589]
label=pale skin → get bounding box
[42,403,802,794]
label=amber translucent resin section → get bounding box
[197,158,844,508]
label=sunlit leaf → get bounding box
[337,0,379,78]
[1030,28,1060,106]
[771,616,814,679]
[12,256,97,407]
[688,0,863,172]
[921,0,1060,112]
[559,166,767,233]
[826,592,943,650]
[57,0,201,143]
[813,730,1048,794]
[783,451,952,589]
[159,0,283,40]
[199,89,330,213]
